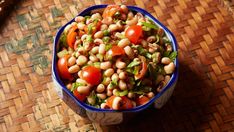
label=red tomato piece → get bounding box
[135,56,147,80]
[67,26,78,49]
[125,25,142,44]
[81,66,102,85]
[73,89,86,101]
[107,45,125,57]
[103,5,121,18]
[57,55,73,80]
[136,96,150,106]
[120,96,134,109]
[106,96,133,110]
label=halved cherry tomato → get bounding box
[106,96,133,110]
[67,26,78,49]
[73,89,86,102]
[81,66,102,85]
[135,56,147,80]
[57,55,73,80]
[136,96,150,106]
[107,45,125,57]
[121,96,134,109]
[125,25,142,44]
[103,5,121,18]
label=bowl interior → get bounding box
[52,5,178,112]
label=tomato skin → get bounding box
[81,66,102,85]
[67,26,78,49]
[57,55,73,80]
[125,25,142,44]
[121,96,133,109]
[73,89,86,101]
[107,45,125,57]
[135,56,147,80]
[136,96,150,106]
[106,96,133,110]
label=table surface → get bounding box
[0,0,234,131]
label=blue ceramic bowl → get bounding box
[52,5,178,125]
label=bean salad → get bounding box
[57,5,177,110]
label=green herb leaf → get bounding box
[163,51,171,57]
[105,43,113,51]
[59,33,68,47]
[88,25,93,34]
[109,79,118,88]
[142,22,158,29]
[102,36,110,43]
[57,49,68,58]
[127,60,141,68]
[169,51,177,61]
[103,30,110,36]
[115,90,128,96]
[86,35,93,43]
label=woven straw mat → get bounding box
[0,0,234,132]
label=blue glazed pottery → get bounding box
[52,5,178,125]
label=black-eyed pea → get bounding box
[81,34,88,41]
[77,23,86,30]
[87,61,93,65]
[89,55,99,62]
[68,65,79,73]
[124,46,134,59]
[112,96,122,110]
[64,24,72,33]
[78,71,82,78]
[68,56,76,66]
[102,17,113,25]
[164,75,171,84]
[119,80,127,90]
[94,38,104,45]
[155,74,164,85]
[100,24,108,30]
[147,36,156,43]
[116,20,123,29]
[76,78,87,84]
[132,101,136,107]
[91,13,102,20]
[127,11,134,19]
[115,59,126,69]
[96,84,105,93]
[97,93,107,100]
[164,62,175,74]
[66,83,72,90]
[119,71,127,80]
[99,44,106,54]
[112,89,118,96]
[101,103,109,109]
[108,24,119,32]
[161,57,171,65]
[107,89,113,96]
[104,68,114,77]
[94,31,104,39]
[127,92,135,99]
[156,81,166,92]
[147,92,155,99]
[71,22,77,26]
[120,5,128,14]
[87,97,96,105]
[126,16,138,26]
[149,47,156,53]
[167,46,172,52]
[111,73,119,82]
[118,38,130,48]
[117,69,123,74]
[103,77,111,86]
[75,16,85,22]
[78,47,85,54]
[76,55,88,65]
[91,46,99,54]
[77,86,90,95]
[100,61,112,70]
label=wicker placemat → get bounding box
[0,0,234,131]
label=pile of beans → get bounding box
[57,5,176,110]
